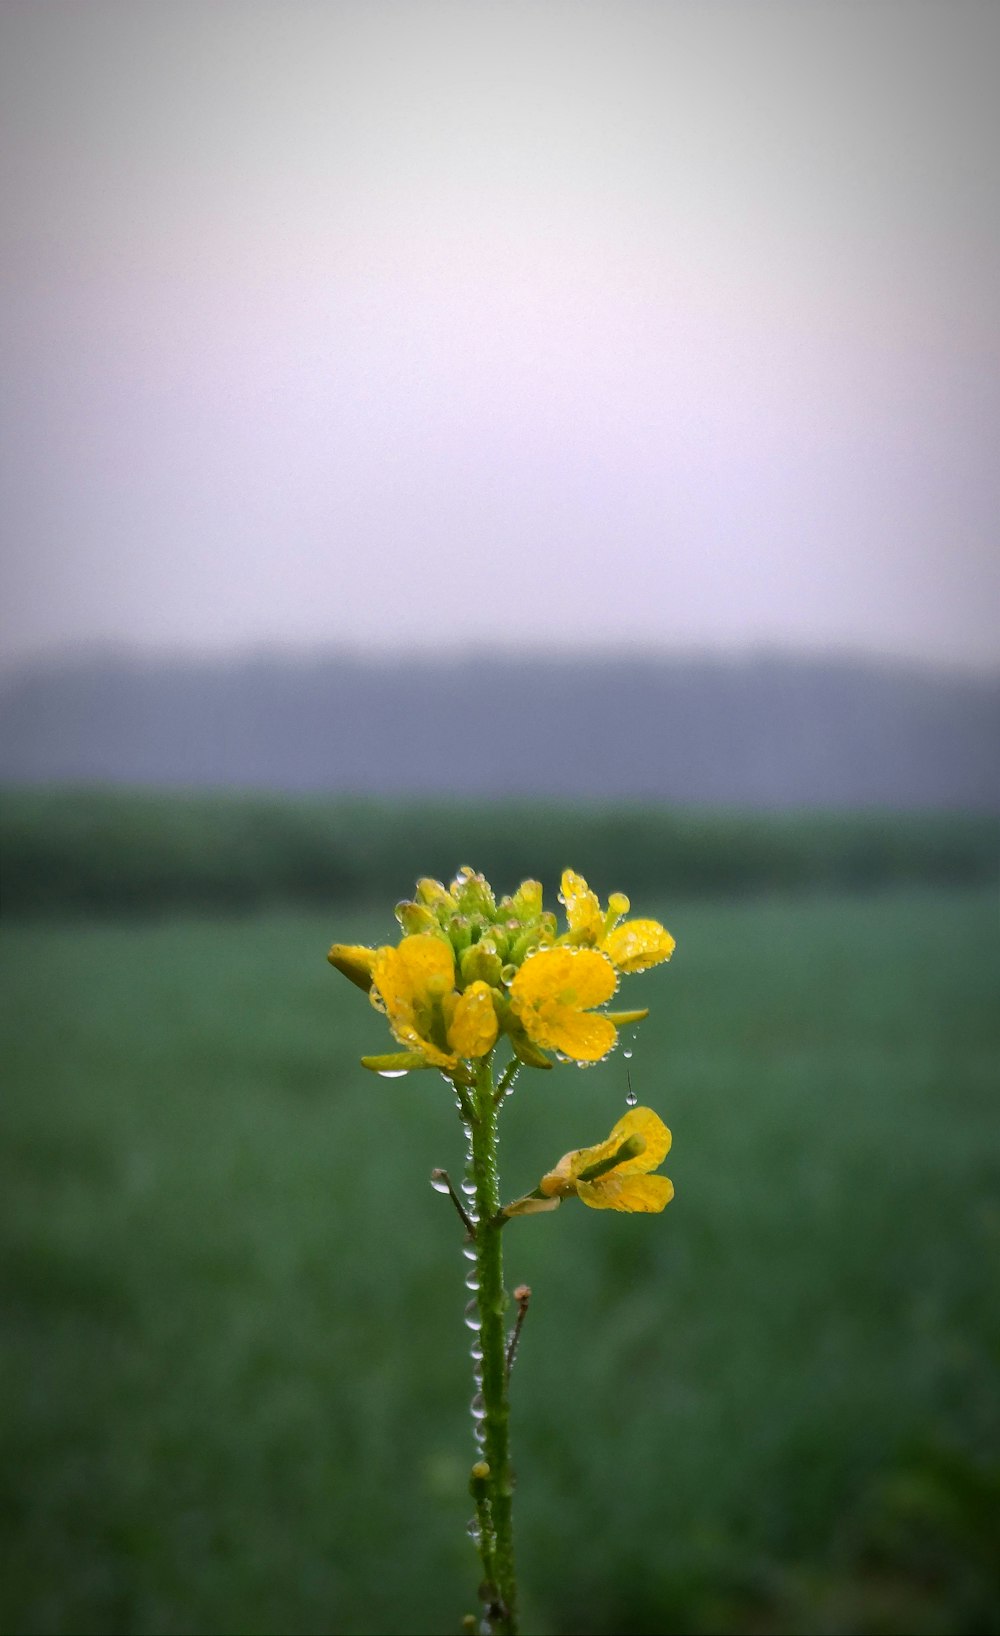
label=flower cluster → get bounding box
[328,867,675,1075]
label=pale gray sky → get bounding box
[1,0,998,669]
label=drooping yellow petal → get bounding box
[601,919,676,973]
[544,1008,618,1062]
[539,1106,672,1196]
[576,1174,674,1212]
[602,1106,672,1173]
[559,869,605,941]
[447,981,499,1059]
[501,1193,562,1218]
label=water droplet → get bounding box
[466,1516,481,1542]
[623,1047,633,1060]
[377,1068,409,1078]
[464,1267,480,1290]
[462,1243,477,1262]
[473,1420,487,1446]
[430,1171,451,1193]
[626,1084,638,1107]
[464,1299,481,1331]
[470,1391,485,1420]
[460,1180,476,1198]
[469,1339,484,1361]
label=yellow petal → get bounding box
[604,1106,672,1173]
[559,869,604,941]
[511,946,617,1009]
[448,981,499,1059]
[576,1174,674,1212]
[532,1005,618,1062]
[394,933,456,990]
[371,936,457,1067]
[372,934,454,1012]
[601,919,676,973]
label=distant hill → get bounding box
[0,650,997,809]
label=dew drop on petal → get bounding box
[377,1068,409,1079]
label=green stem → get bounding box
[493,1054,521,1104]
[468,1058,518,1634]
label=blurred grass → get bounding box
[2,887,999,1635]
[2,786,998,915]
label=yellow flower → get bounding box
[371,934,498,1070]
[508,945,618,1062]
[539,1106,673,1213]
[559,869,675,973]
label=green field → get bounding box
[3,787,998,915]
[2,887,999,1635]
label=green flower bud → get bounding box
[395,900,439,935]
[460,942,504,988]
[450,866,496,918]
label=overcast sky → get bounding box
[1,0,998,670]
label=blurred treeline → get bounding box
[2,787,998,916]
[2,652,998,807]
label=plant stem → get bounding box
[468,1058,518,1634]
